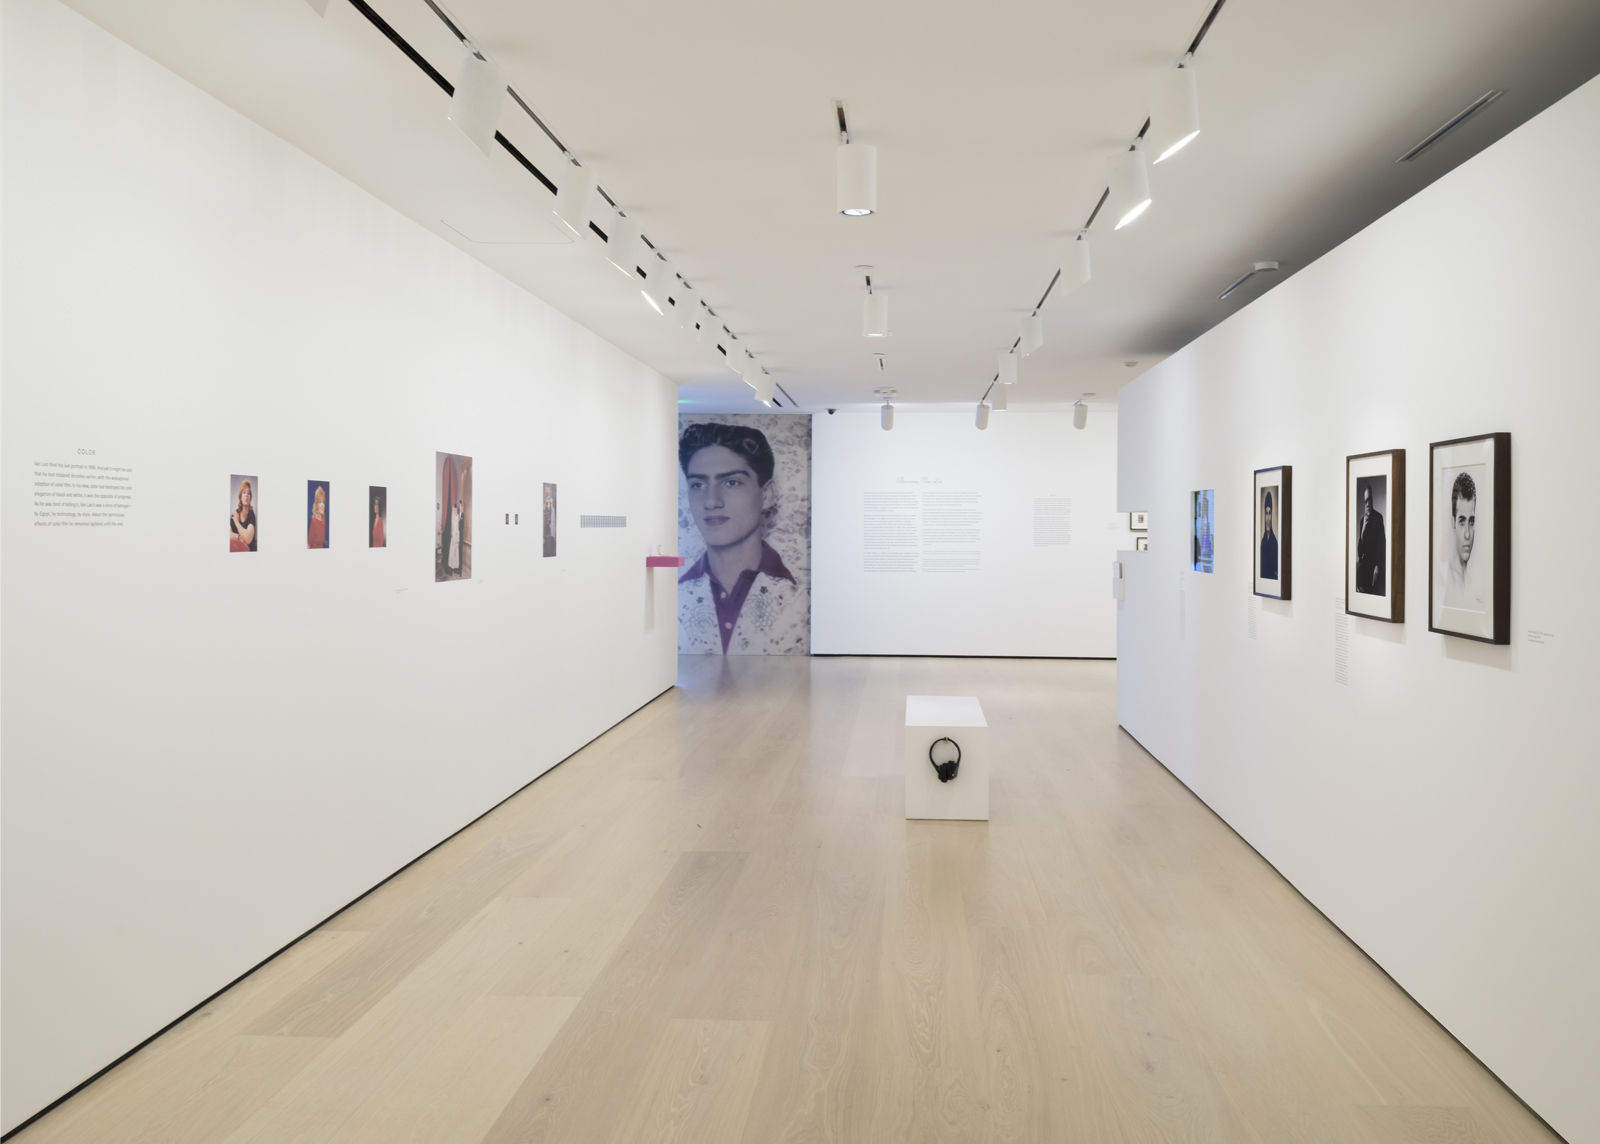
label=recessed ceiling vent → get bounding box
[1398,90,1505,162]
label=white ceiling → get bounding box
[62,0,1600,414]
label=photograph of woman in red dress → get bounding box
[307,481,329,549]
[369,486,386,548]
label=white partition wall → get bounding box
[813,409,1125,656]
[0,0,678,1131]
[1116,75,1600,1143]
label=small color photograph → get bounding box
[543,482,557,557]
[1258,485,1279,581]
[230,475,258,553]
[369,486,387,548]
[307,481,330,549]
[436,452,473,581]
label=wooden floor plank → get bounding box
[222,896,569,1144]
[478,850,750,1144]
[606,1019,772,1144]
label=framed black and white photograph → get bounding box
[1135,535,1149,552]
[1130,511,1148,531]
[1429,432,1510,644]
[1346,449,1405,623]
[1253,465,1291,600]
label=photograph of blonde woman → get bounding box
[306,481,330,549]
[230,475,258,553]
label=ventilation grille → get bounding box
[580,515,627,528]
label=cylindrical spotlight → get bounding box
[1073,401,1088,430]
[449,54,507,156]
[991,383,1007,411]
[675,286,699,330]
[863,292,889,337]
[1062,232,1091,291]
[603,214,641,279]
[644,260,675,313]
[975,403,990,430]
[837,143,877,216]
[553,162,597,240]
[1150,65,1200,164]
[1019,314,1043,356]
[998,351,1018,387]
[1107,146,1152,230]
[880,401,894,430]
[743,359,773,404]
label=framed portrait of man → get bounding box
[1252,465,1291,600]
[1429,432,1510,644]
[1346,449,1405,622]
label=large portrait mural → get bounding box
[677,415,811,655]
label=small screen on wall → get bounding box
[1191,489,1214,573]
[543,483,557,557]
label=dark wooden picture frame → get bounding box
[1252,465,1291,600]
[1346,449,1405,623]
[1428,432,1510,644]
[1129,511,1148,531]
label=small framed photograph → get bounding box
[1130,510,1148,531]
[1253,465,1291,600]
[1429,433,1510,644]
[307,480,330,549]
[1135,535,1149,552]
[1346,449,1405,622]
[1191,490,1214,574]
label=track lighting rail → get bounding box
[976,0,1228,403]
[1397,90,1505,162]
[335,0,762,402]
[1184,0,1231,59]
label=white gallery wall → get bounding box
[0,0,679,1131]
[1116,75,1600,1143]
[814,409,1126,656]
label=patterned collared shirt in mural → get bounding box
[679,541,808,655]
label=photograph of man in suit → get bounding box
[1258,487,1278,581]
[1355,478,1386,596]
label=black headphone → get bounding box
[928,737,961,783]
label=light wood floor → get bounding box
[18,656,1555,1144]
